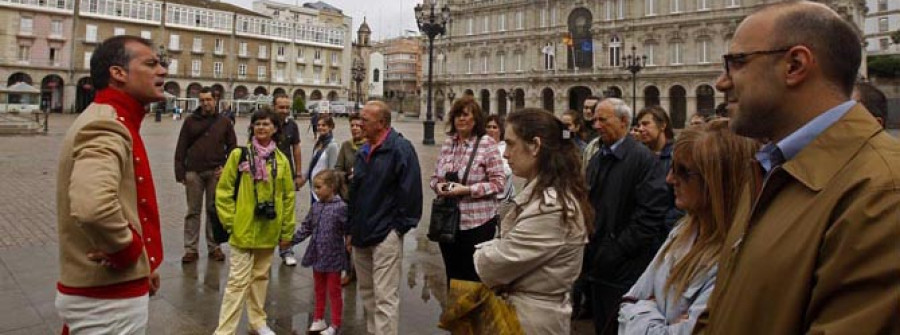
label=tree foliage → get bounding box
[867,55,900,78]
[293,96,307,114]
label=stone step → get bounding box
[0,120,42,135]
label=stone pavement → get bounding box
[0,113,593,334]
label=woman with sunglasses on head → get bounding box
[617,120,759,335]
[214,108,296,335]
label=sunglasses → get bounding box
[670,163,701,181]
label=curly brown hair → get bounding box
[446,95,487,138]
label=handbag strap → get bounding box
[460,136,481,184]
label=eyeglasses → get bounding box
[722,47,791,76]
[670,163,701,181]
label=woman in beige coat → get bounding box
[474,108,593,334]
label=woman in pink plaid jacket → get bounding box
[430,96,507,285]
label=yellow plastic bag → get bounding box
[438,279,524,335]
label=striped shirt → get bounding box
[430,134,506,230]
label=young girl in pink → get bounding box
[292,169,349,335]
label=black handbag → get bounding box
[428,137,481,244]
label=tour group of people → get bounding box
[54,1,897,335]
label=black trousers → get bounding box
[592,282,629,335]
[439,218,497,284]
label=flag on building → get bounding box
[541,44,555,56]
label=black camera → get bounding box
[255,202,277,220]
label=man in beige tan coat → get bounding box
[695,2,900,334]
[55,35,167,334]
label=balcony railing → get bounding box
[1,0,73,10]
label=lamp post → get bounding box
[621,46,646,125]
[155,45,170,122]
[415,1,451,145]
[397,90,406,115]
[351,59,366,114]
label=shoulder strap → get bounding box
[186,115,221,153]
[461,136,481,184]
[232,147,248,200]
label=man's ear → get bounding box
[109,65,128,86]
[785,46,812,87]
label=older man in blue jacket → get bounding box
[349,100,423,335]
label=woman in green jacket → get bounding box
[214,108,296,335]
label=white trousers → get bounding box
[55,292,149,335]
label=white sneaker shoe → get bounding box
[283,255,298,266]
[253,325,276,335]
[321,326,337,335]
[309,319,328,332]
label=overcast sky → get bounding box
[229,0,420,41]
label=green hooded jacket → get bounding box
[215,147,296,249]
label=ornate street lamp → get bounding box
[414,1,451,145]
[621,46,646,125]
[351,59,366,114]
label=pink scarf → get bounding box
[239,137,276,181]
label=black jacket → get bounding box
[348,129,423,247]
[585,136,670,288]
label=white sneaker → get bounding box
[309,319,328,332]
[283,255,298,266]
[253,325,276,335]
[321,326,337,335]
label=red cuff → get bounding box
[106,226,144,269]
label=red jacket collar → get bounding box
[93,88,147,130]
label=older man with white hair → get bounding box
[584,98,670,334]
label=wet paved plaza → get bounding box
[0,113,592,334]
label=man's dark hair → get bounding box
[348,114,361,122]
[273,93,291,104]
[765,1,861,96]
[584,96,602,102]
[199,87,213,96]
[90,35,153,90]
[855,82,888,125]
